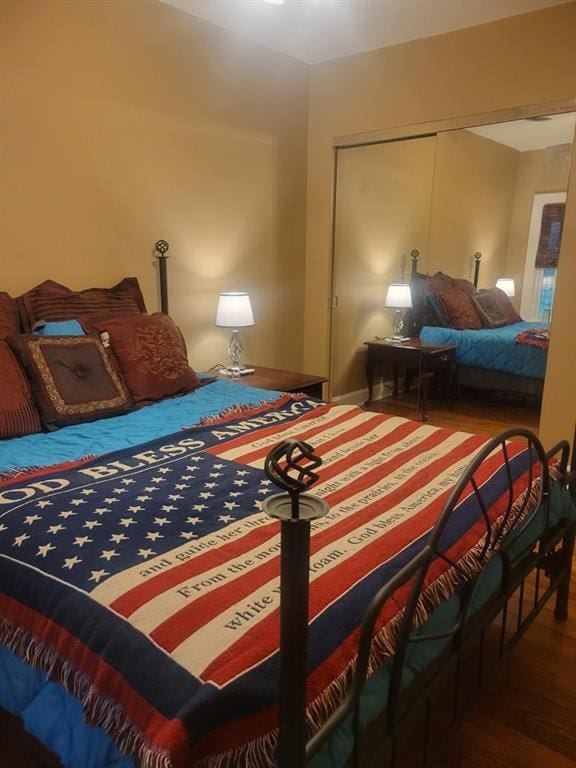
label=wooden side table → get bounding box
[364,339,458,421]
[215,365,327,399]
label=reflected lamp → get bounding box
[384,284,413,342]
[215,292,255,376]
[495,278,515,298]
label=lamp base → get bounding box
[383,335,411,343]
[219,366,256,377]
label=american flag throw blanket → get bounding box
[0,395,541,767]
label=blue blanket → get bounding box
[420,322,548,379]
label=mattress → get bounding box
[420,321,548,379]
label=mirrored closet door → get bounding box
[330,112,575,415]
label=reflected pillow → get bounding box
[0,341,42,439]
[482,287,522,324]
[8,335,132,431]
[87,313,201,405]
[436,289,482,330]
[471,292,508,328]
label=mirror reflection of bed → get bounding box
[330,111,575,435]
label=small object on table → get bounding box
[364,338,458,421]
[214,365,327,399]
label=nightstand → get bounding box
[364,339,458,421]
[215,366,327,399]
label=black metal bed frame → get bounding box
[409,249,482,287]
[273,431,575,768]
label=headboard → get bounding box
[407,250,483,335]
[409,249,482,288]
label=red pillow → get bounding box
[8,335,133,431]
[437,289,482,330]
[17,277,146,332]
[0,341,42,439]
[88,313,201,405]
[0,292,20,339]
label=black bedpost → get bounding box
[410,249,420,277]
[473,251,482,288]
[154,240,170,314]
[263,441,329,768]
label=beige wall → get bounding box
[505,144,573,308]
[0,0,309,372]
[428,130,519,289]
[305,2,576,447]
[332,137,436,396]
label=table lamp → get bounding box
[215,292,255,376]
[384,283,413,342]
[495,278,515,297]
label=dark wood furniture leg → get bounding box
[365,361,375,403]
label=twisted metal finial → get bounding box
[264,440,322,519]
[154,240,170,257]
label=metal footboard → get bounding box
[272,429,574,768]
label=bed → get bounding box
[0,258,574,768]
[408,253,549,398]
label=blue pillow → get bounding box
[33,320,85,336]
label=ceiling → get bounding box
[159,0,570,64]
[467,113,576,152]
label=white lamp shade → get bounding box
[384,284,413,309]
[495,278,515,298]
[215,292,255,327]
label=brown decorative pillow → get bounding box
[8,335,132,430]
[0,341,42,439]
[483,287,522,324]
[87,313,201,405]
[437,289,482,330]
[17,278,146,332]
[0,292,21,339]
[471,292,509,328]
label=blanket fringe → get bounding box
[0,456,96,485]
[197,393,311,428]
[0,618,171,768]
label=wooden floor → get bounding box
[433,562,576,768]
[366,389,540,436]
[1,393,573,768]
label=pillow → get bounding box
[0,341,42,439]
[483,287,522,324]
[87,313,201,405]
[8,335,132,431]
[426,293,448,326]
[17,277,146,332]
[33,319,85,336]
[471,292,509,328]
[436,289,482,330]
[0,292,21,339]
